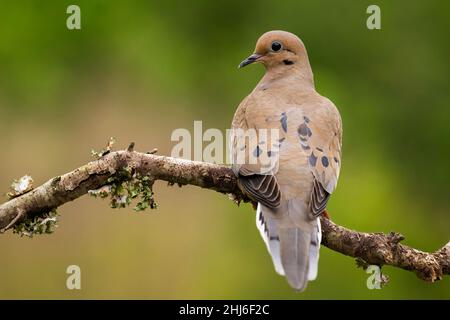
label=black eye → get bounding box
[271,41,282,52]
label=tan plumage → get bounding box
[231,31,342,291]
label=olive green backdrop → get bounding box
[0,1,449,299]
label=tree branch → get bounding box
[0,148,448,282]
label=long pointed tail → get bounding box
[256,204,321,291]
[278,227,311,291]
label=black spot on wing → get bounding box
[309,152,318,167]
[280,112,288,132]
[298,123,309,136]
[321,156,329,167]
[297,122,312,152]
[267,150,278,157]
[253,145,262,157]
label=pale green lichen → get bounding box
[6,175,58,237]
[88,185,111,198]
[89,166,157,211]
[12,209,59,238]
[7,175,34,199]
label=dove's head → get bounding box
[239,30,311,74]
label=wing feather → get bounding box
[238,171,281,209]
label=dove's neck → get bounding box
[257,63,315,91]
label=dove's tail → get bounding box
[307,218,321,281]
[256,204,285,275]
[278,227,311,291]
[256,203,321,291]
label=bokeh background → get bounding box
[0,0,449,299]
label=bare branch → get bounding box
[320,219,449,282]
[0,148,448,282]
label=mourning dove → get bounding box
[231,30,342,291]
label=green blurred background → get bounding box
[0,0,449,299]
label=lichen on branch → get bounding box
[89,166,157,211]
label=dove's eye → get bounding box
[271,41,282,52]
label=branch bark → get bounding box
[0,148,448,282]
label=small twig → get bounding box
[146,148,158,154]
[388,231,405,244]
[0,208,24,233]
[127,142,135,152]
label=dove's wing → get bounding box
[237,167,281,208]
[295,99,342,216]
[230,94,282,209]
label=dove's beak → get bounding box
[238,53,262,68]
